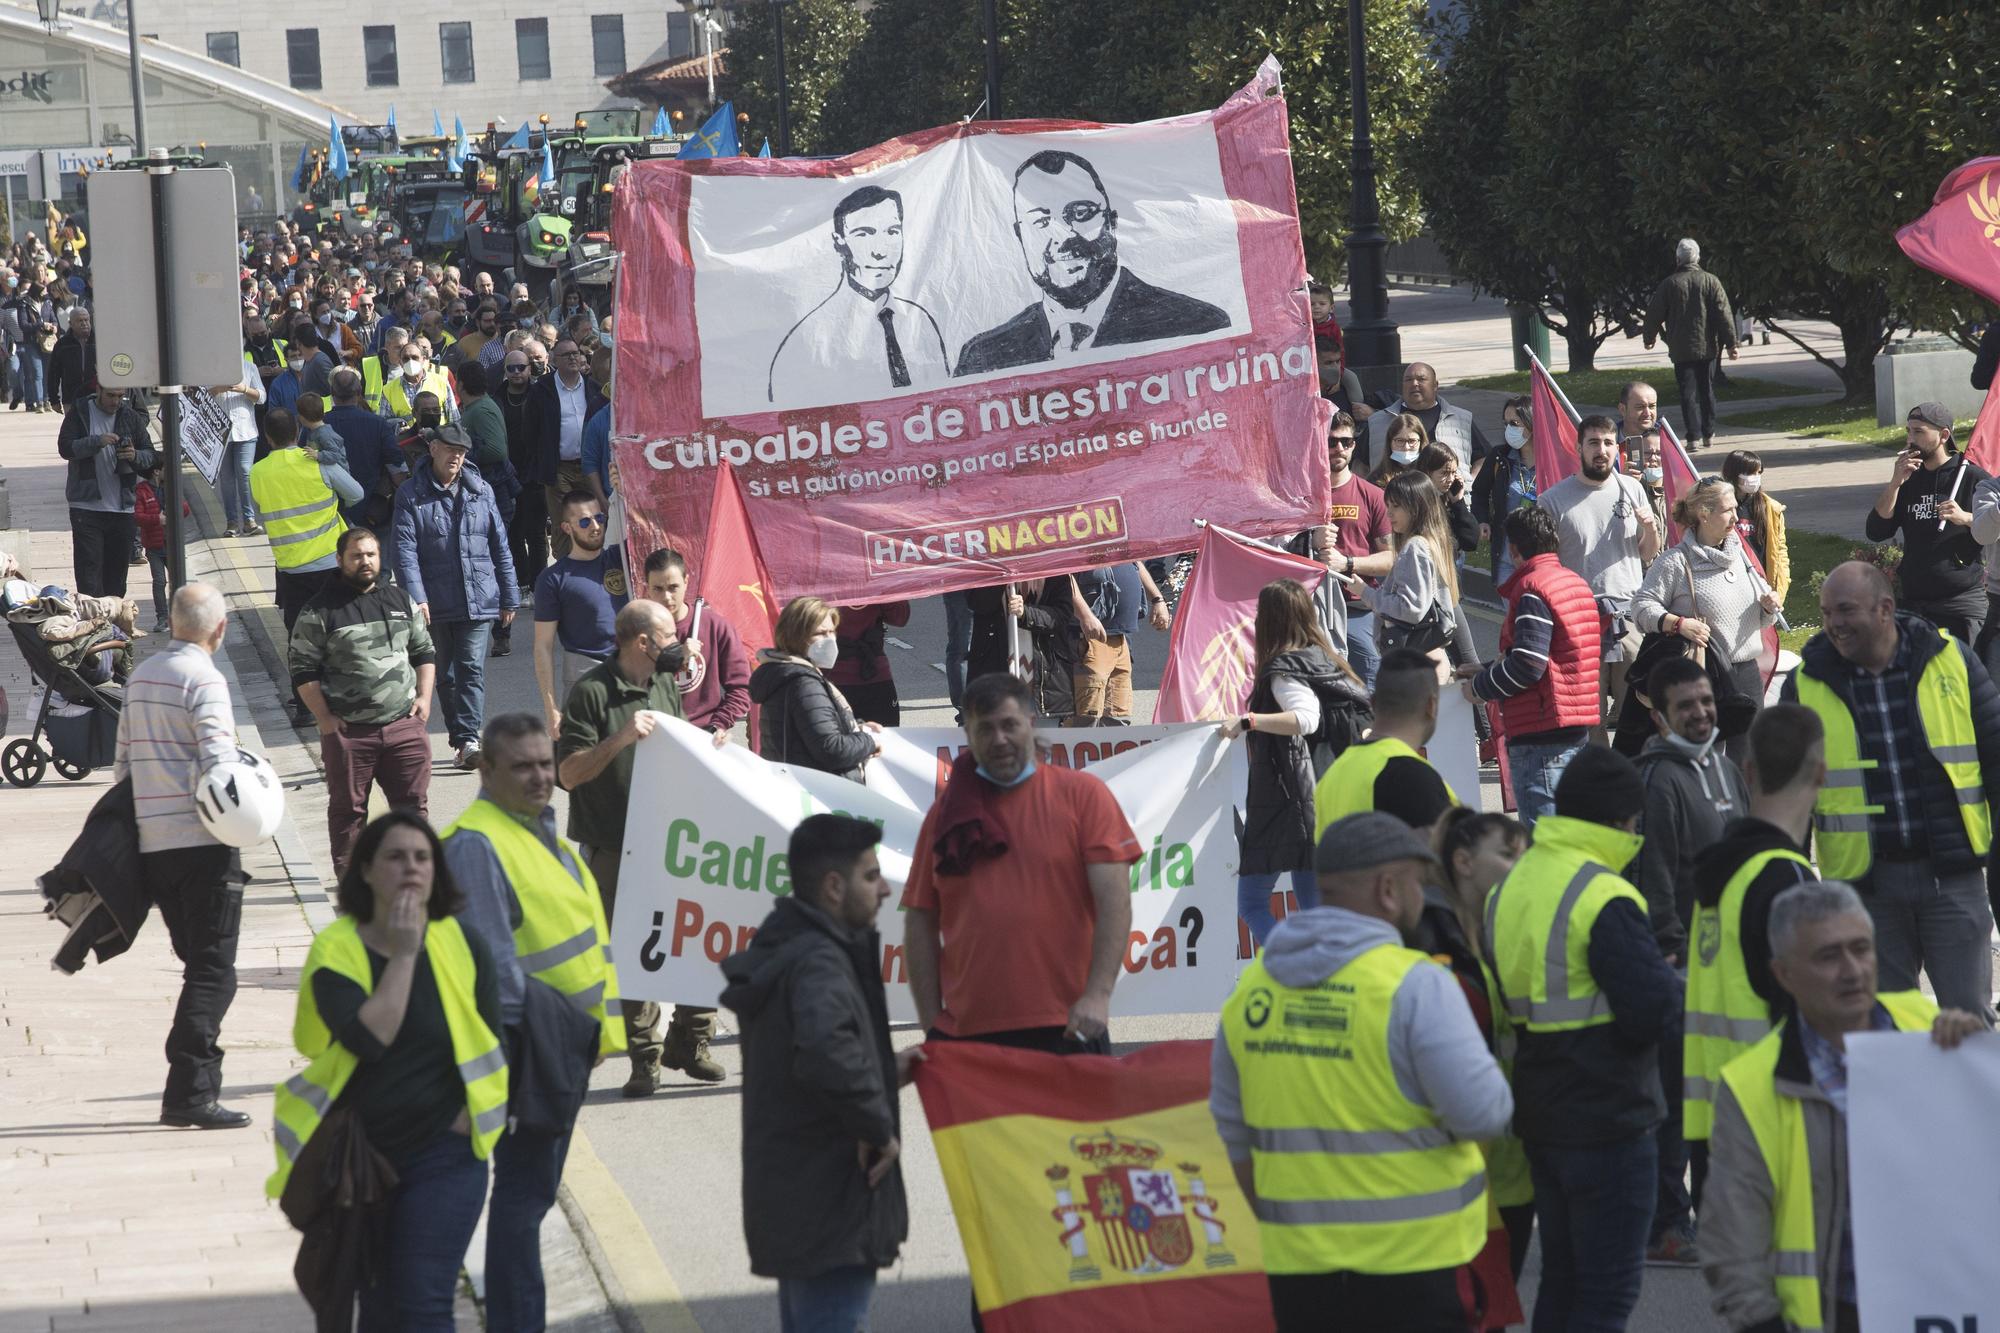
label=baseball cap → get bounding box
[1315,811,1441,875]
[1908,401,1954,431]
[430,424,472,451]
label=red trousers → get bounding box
[323,712,432,876]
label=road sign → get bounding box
[88,166,244,388]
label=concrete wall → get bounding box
[1875,340,1987,427]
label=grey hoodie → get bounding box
[1631,733,1750,959]
[1209,906,1513,1162]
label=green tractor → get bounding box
[460,119,576,298]
[562,134,686,301]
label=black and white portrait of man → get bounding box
[767,184,949,404]
[953,150,1232,377]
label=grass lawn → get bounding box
[1724,401,1907,449]
[1776,526,1865,651]
[1459,365,1818,405]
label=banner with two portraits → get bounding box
[610,58,1328,603]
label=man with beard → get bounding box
[533,491,629,733]
[767,185,948,407]
[1540,415,1663,728]
[955,150,1230,376]
[290,527,437,875]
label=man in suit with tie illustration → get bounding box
[767,185,950,407]
[955,150,1231,377]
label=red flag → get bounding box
[1965,373,2000,477]
[1530,357,1579,486]
[1657,417,1703,547]
[1153,525,1326,723]
[694,462,778,744]
[1896,157,2000,307]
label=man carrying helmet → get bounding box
[112,583,252,1130]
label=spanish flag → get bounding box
[916,1040,1274,1332]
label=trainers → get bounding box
[456,740,482,770]
[1646,1227,1701,1267]
[223,527,237,538]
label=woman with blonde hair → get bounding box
[1633,475,1781,709]
[1218,579,1370,945]
[1359,471,1461,655]
[748,595,881,781]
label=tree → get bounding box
[727,0,868,157]
[818,0,991,151]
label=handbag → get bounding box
[1378,600,1454,655]
[34,327,56,354]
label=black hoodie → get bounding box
[1690,816,1816,1018]
[719,897,908,1279]
[1863,450,1990,606]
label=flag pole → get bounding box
[1523,346,1584,425]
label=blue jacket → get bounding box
[391,462,519,623]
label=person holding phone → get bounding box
[57,383,154,598]
[1871,401,1988,646]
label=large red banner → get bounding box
[609,59,1326,603]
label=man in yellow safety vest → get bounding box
[1700,880,1982,1333]
[1214,811,1511,1332]
[444,711,623,1331]
[248,406,361,724]
[1313,647,1458,840]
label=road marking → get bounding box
[929,661,946,675]
[563,1127,705,1333]
[886,635,914,651]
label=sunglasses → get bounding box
[572,514,605,529]
[504,363,530,373]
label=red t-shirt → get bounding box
[1327,473,1390,609]
[901,764,1142,1036]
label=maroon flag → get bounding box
[1896,157,2000,306]
[1965,375,2000,477]
[1153,524,1325,723]
[1530,356,1579,486]
[695,462,778,747]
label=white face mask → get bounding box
[1643,466,1664,485]
[317,313,333,328]
[1390,447,1419,465]
[1738,474,1762,495]
[806,635,839,669]
[1663,727,1718,763]
[1504,423,1527,450]
[402,359,423,378]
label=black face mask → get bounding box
[655,641,689,677]
[417,413,442,429]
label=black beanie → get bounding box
[1553,745,1646,826]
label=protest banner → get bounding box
[1848,1029,2000,1330]
[178,387,229,487]
[609,57,1326,605]
[610,718,1247,1020]
[916,1039,1274,1332]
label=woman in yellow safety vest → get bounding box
[268,811,509,1330]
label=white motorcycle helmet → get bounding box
[194,749,286,847]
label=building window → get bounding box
[590,15,627,76]
[364,25,399,87]
[667,11,692,59]
[206,32,239,67]
[286,29,321,91]
[439,21,475,84]
[515,18,551,81]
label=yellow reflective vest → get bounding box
[1485,815,1645,1033]
[248,446,345,570]
[266,915,508,1198]
[1219,944,1488,1275]
[1719,989,1935,1333]
[1683,846,1811,1141]
[445,798,625,1058]
[1795,632,1990,880]
[361,352,390,412]
[381,367,453,421]
[1313,736,1459,842]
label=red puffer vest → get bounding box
[1497,553,1601,735]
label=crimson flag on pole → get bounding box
[1530,358,1579,486]
[1153,525,1325,723]
[1895,157,2000,307]
[695,461,778,745]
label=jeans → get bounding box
[1506,733,1587,831]
[146,549,168,625]
[357,1131,489,1333]
[1237,869,1318,950]
[1267,1267,1465,1333]
[1673,358,1717,443]
[431,618,494,749]
[943,589,973,711]
[324,713,432,876]
[15,346,45,407]
[778,1264,877,1333]
[487,1122,575,1333]
[1863,857,1997,1022]
[70,508,135,598]
[217,438,257,531]
[1345,608,1380,687]
[148,844,243,1107]
[1525,1133,1656,1333]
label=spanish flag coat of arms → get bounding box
[916,1040,1274,1331]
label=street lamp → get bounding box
[34,0,68,30]
[769,0,797,157]
[980,0,1001,120]
[1341,0,1399,388]
[695,2,722,111]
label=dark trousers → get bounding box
[1524,1133,1655,1333]
[1911,595,1986,651]
[581,842,664,1069]
[275,567,332,635]
[487,1120,575,1333]
[509,487,549,590]
[323,713,432,876]
[1652,1003,1691,1241]
[842,678,900,728]
[1267,1267,1465,1333]
[70,508,135,598]
[145,549,168,626]
[1673,358,1718,443]
[1689,1139,1710,1217]
[148,843,243,1107]
[357,1131,488,1333]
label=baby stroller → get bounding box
[2,589,124,788]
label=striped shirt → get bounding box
[114,641,238,852]
[1472,592,1554,701]
[1850,631,1921,855]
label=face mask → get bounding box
[1390,448,1419,465]
[288,298,303,310]
[1738,474,1762,495]
[1663,728,1718,763]
[1643,466,1664,485]
[447,314,467,331]
[976,757,1039,788]
[654,641,689,678]
[317,313,333,328]
[288,359,306,374]
[519,317,536,329]
[806,635,839,669]
[417,412,441,429]
[1504,423,1527,450]
[402,359,423,378]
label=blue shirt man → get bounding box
[532,489,628,727]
